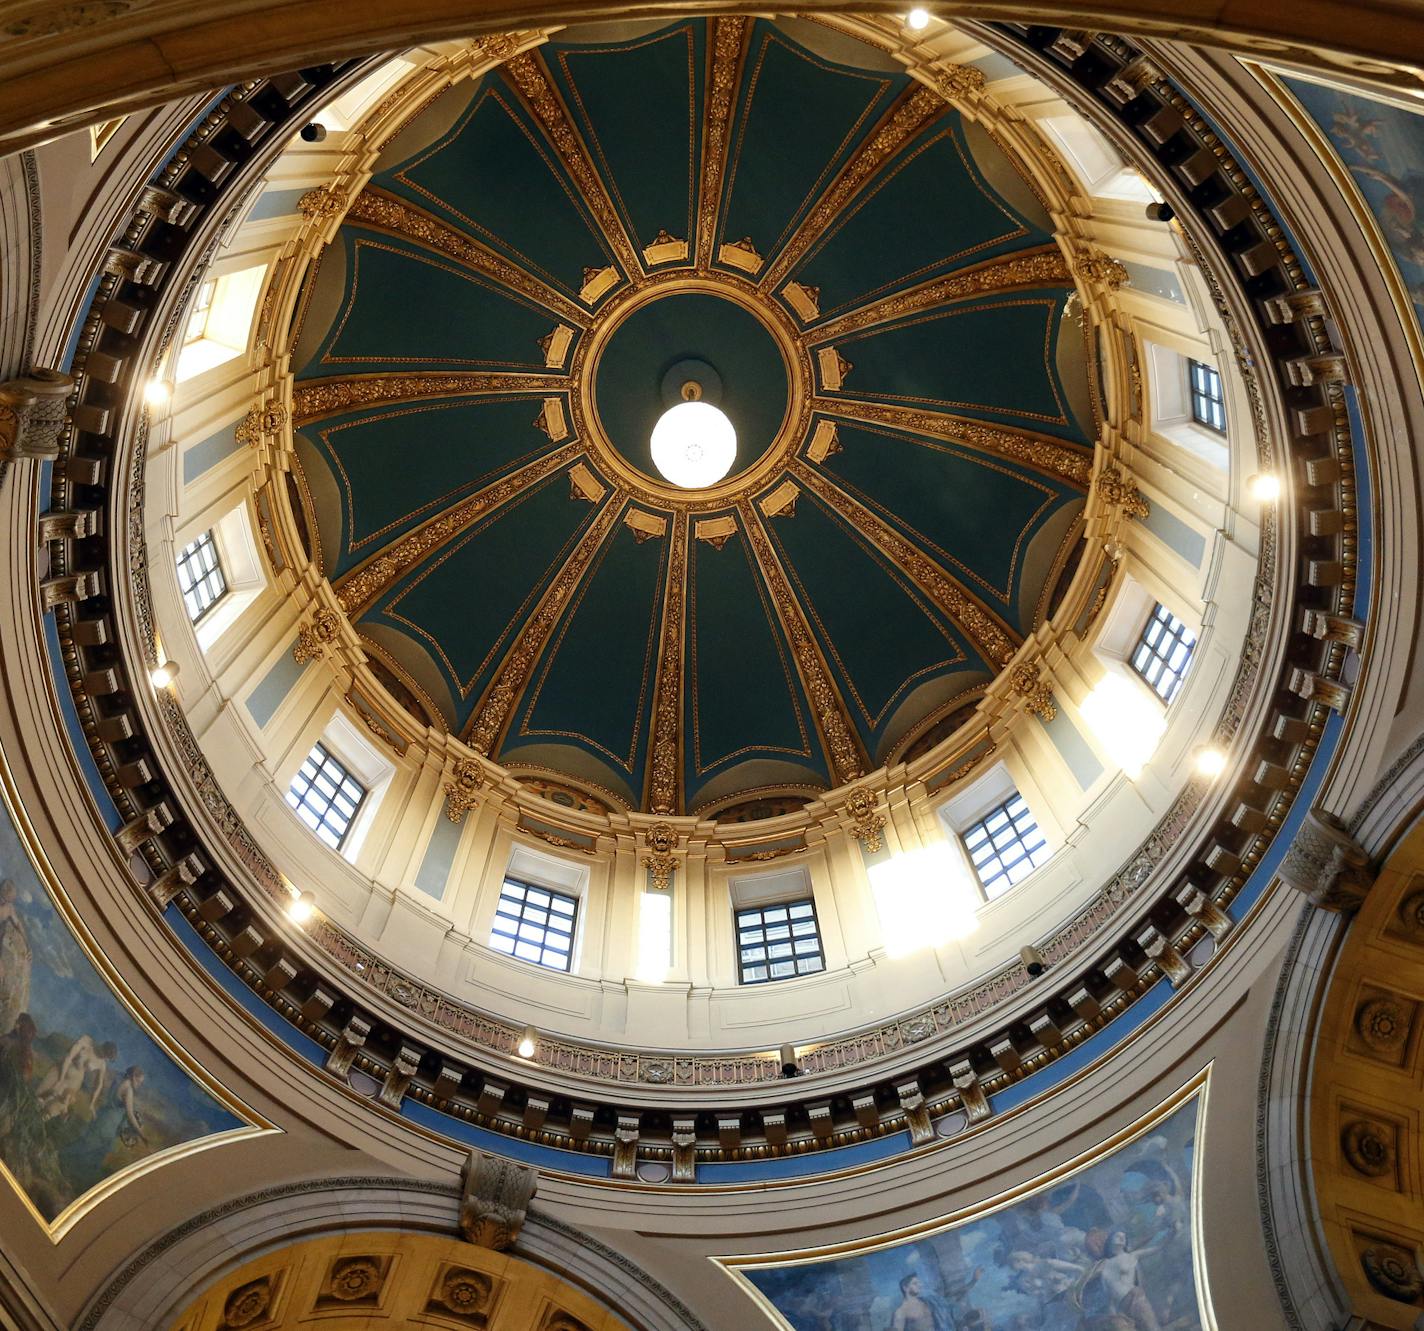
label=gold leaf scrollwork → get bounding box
[1011,661,1057,721]
[292,607,342,664]
[1074,251,1131,292]
[444,758,485,822]
[930,62,987,101]
[645,822,678,891]
[1098,466,1151,519]
[844,787,886,854]
[297,187,345,220]
[235,400,286,447]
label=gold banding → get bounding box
[696,17,750,271]
[291,372,569,426]
[645,513,688,813]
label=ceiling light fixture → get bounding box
[517,1025,538,1060]
[650,396,736,490]
[1247,472,1281,502]
[149,660,180,688]
[144,378,174,408]
[1193,745,1227,778]
[287,890,316,925]
[907,7,932,29]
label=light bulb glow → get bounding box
[867,843,979,958]
[1194,745,1227,778]
[287,890,316,925]
[650,400,737,489]
[1247,472,1281,502]
[517,1025,538,1060]
[1081,673,1167,779]
[149,660,180,688]
[144,378,174,408]
[907,7,931,28]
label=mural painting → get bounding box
[737,1093,1203,1331]
[1280,74,1424,329]
[0,790,244,1224]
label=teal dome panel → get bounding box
[302,396,567,577]
[764,493,977,746]
[789,118,1050,319]
[813,418,1079,621]
[294,229,568,377]
[505,521,668,780]
[686,528,824,787]
[544,23,704,251]
[816,291,1085,439]
[717,24,911,262]
[376,78,617,297]
[365,472,600,719]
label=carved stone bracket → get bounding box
[843,787,887,854]
[896,1079,935,1145]
[326,1015,370,1077]
[459,1149,537,1249]
[671,1117,696,1183]
[1097,466,1150,519]
[1288,666,1352,714]
[444,757,485,823]
[1074,251,1130,292]
[292,606,342,664]
[643,822,678,891]
[0,369,73,462]
[1010,660,1057,721]
[235,399,287,447]
[611,1115,640,1180]
[1301,608,1365,650]
[1278,808,1374,912]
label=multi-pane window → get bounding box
[1188,359,1226,433]
[183,280,215,345]
[1131,602,1198,704]
[735,898,824,984]
[175,530,227,623]
[489,878,577,971]
[962,793,1051,900]
[285,742,366,851]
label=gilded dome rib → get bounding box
[695,17,752,271]
[291,371,572,427]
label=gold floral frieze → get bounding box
[646,517,688,815]
[291,373,570,426]
[696,17,749,270]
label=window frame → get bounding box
[1130,601,1198,705]
[1187,358,1227,434]
[175,528,229,624]
[960,791,1052,901]
[284,740,368,852]
[488,875,579,973]
[734,896,826,985]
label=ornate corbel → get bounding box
[235,399,287,447]
[459,1149,537,1249]
[1301,608,1365,651]
[297,187,345,221]
[643,822,678,891]
[950,1060,991,1124]
[0,370,73,463]
[292,606,342,664]
[1097,466,1150,519]
[1010,660,1057,721]
[1278,808,1373,912]
[896,1079,935,1146]
[325,1015,370,1077]
[611,1115,640,1180]
[376,1043,421,1109]
[444,757,485,822]
[843,787,887,854]
[1074,251,1130,292]
[930,62,987,101]
[671,1118,697,1183]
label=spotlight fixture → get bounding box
[1247,472,1282,502]
[1145,201,1175,222]
[149,660,180,688]
[299,121,328,143]
[906,7,931,29]
[143,378,174,408]
[517,1025,538,1060]
[1193,745,1227,778]
[779,1043,801,1078]
[287,890,316,925]
[1019,944,1047,978]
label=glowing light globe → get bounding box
[650,400,737,489]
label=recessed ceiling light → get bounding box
[650,400,737,490]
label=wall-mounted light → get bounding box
[149,660,181,689]
[517,1025,538,1060]
[779,1043,800,1078]
[287,890,316,925]
[143,378,174,408]
[1193,745,1227,778]
[1247,472,1281,502]
[906,7,931,29]
[1020,944,1047,978]
[299,121,328,143]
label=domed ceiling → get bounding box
[285,17,1095,814]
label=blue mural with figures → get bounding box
[739,1093,1203,1331]
[0,789,244,1224]
[1283,74,1424,329]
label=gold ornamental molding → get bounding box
[739,500,866,784]
[346,187,590,327]
[790,461,1021,668]
[503,51,645,281]
[758,84,946,294]
[810,396,1093,487]
[443,758,486,822]
[806,245,1072,341]
[696,17,751,271]
[332,441,583,615]
[291,373,571,426]
[645,514,689,815]
[1010,659,1057,721]
[843,786,887,853]
[466,495,629,752]
[1097,465,1151,518]
[292,607,343,664]
[643,822,680,890]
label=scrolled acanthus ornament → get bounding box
[292,607,343,664]
[297,187,345,220]
[844,787,887,854]
[459,1148,536,1250]
[444,758,485,823]
[1074,250,1131,291]
[1097,467,1151,520]
[644,822,678,891]
[1010,660,1057,722]
[235,399,287,447]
